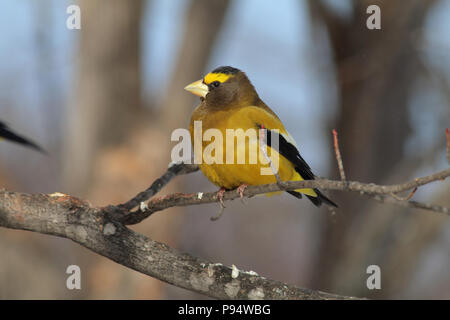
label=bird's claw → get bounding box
[211,188,226,221]
[216,187,226,208]
[237,184,248,204]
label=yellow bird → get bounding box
[185,66,336,207]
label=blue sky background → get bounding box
[0,0,339,185]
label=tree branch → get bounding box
[1,129,449,299]
[106,166,450,225]
[446,128,450,165]
[333,129,347,181]
[0,190,357,300]
[369,194,450,215]
[105,129,450,225]
[117,163,199,211]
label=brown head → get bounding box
[184,66,260,110]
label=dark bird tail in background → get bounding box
[0,121,46,153]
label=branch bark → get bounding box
[1,157,449,299]
[0,190,357,300]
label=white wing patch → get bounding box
[282,130,298,148]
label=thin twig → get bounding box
[333,129,346,181]
[446,128,450,165]
[210,205,225,221]
[118,163,198,211]
[210,188,226,221]
[370,194,450,215]
[390,187,417,201]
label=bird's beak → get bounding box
[184,79,208,98]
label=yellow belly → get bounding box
[190,106,317,197]
[198,153,291,189]
[198,147,316,197]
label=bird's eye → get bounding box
[211,81,221,88]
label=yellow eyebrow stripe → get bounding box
[203,72,233,85]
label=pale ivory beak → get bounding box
[184,79,209,98]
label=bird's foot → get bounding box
[237,184,248,204]
[211,187,226,221]
[216,187,226,207]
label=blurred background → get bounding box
[0,0,449,299]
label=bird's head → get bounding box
[184,66,259,108]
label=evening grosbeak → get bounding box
[185,66,336,207]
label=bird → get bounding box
[184,66,336,208]
[0,121,45,153]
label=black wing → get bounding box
[0,121,46,153]
[260,126,337,207]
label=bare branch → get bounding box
[333,129,347,181]
[390,187,417,201]
[446,128,450,165]
[118,163,198,211]
[369,194,450,215]
[112,166,450,225]
[109,130,450,225]
[2,128,450,299]
[0,190,358,300]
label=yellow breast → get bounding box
[189,105,298,190]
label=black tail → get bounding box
[0,122,46,153]
[288,189,337,208]
[261,128,337,208]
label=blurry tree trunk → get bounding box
[308,0,436,296]
[63,0,144,195]
[84,0,231,298]
[62,0,230,299]
[151,0,231,299]
[154,0,231,257]
[160,0,231,135]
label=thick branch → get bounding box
[2,129,449,298]
[0,190,357,300]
